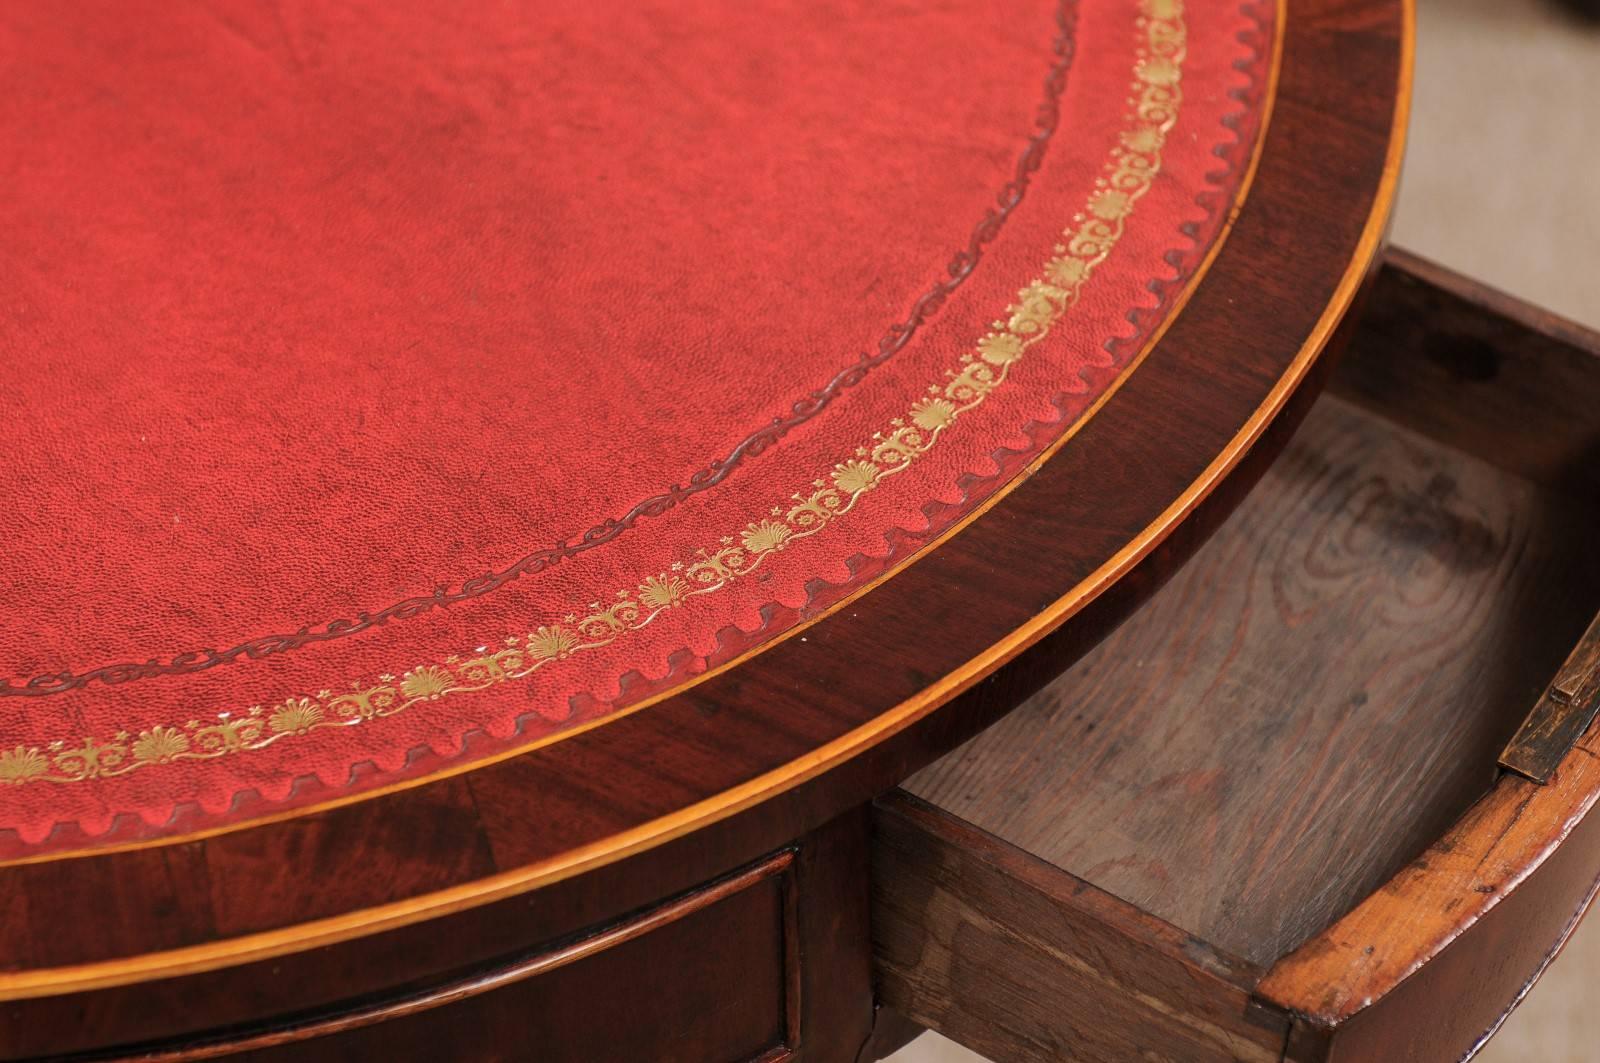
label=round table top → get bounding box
[0,0,1408,999]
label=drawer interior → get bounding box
[871,253,1600,1062]
[902,388,1600,966]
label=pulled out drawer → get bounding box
[870,250,1600,1063]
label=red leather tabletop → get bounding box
[0,0,1269,853]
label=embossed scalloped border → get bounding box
[0,0,1287,864]
[0,0,1191,793]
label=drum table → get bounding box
[6,1,1600,1060]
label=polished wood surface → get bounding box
[103,850,803,1061]
[0,0,1410,1057]
[212,853,798,1063]
[22,813,869,1062]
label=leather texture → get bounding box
[0,0,1268,849]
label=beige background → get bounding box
[891,0,1600,1058]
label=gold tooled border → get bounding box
[3,0,1261,869]
[0,0,1412,1003]
[4,0,1183,790]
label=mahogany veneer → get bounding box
[0,0,1432,1058]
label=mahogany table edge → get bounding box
[0,5,1416,1057]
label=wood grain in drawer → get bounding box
[871,250,1600,1063]
[904,393,1600,967]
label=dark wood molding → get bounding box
[6,811,873,1062]
[60,850,800,1062]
